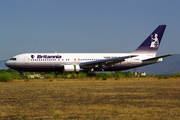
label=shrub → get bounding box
[114,71,125,78]
[147,74,155,77]
[12,71,21,79]
[163,76,169,79]
[62,73,68,78]
[25,79,29,82]
[105,73,113,78]
[24,72,31,78]
[124,71,133,78]
[24,72,31,75]
[157,75,163,79]
[102,76,107,80]
[56,74,63,78]
[77,72,87,78]
[96,77,100,80]
[45,74,54,79]
[96,73,113,80]
[87,72,96,77]
[70,72,77,79]
[0,72,12,82]
[0,70,7,73]
[97,73,106,78]
[171,73,180,77]
[114,77,119,80]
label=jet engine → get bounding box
[64,65,80,72]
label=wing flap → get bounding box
[80,55,138,69]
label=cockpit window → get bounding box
[10,58,16,61]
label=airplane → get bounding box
[5,25,173,73]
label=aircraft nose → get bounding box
[5,60,14,68]
[5,60,10,67]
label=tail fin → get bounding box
[131,25,166,55]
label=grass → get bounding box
[0,77,180,119]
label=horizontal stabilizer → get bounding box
[142,54,174,61]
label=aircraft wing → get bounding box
[80,55,138,69]
[142,54,173,61]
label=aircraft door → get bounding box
[24,57,29,64]
[127,58,132,64]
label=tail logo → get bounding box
[150,33,159,48]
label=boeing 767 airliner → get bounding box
[5,25,173,73]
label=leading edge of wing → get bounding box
[80,55,138,69]
[142,54,174,61]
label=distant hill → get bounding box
[1,54,180,74]
[127,54,180,75]
[0,60,8,70]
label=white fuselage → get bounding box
[5,25,170,72]
[5,53,159,72]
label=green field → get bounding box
[0,78,180,119]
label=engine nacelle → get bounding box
[64,65,80,72]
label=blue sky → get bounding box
[0,0,180,60]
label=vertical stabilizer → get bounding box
[131,25,166,55]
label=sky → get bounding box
[0,0,180,60]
